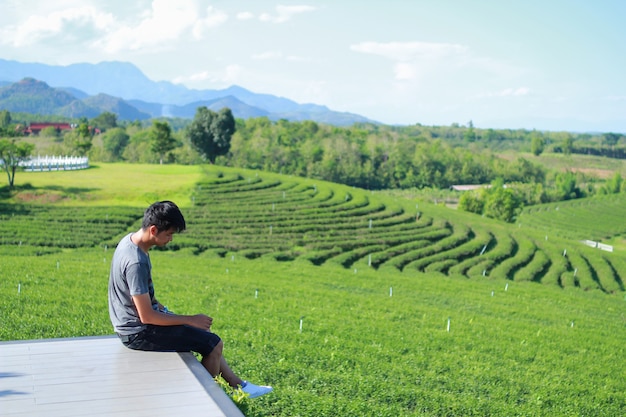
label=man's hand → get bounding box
[188,314,213,331]
[133,293,213,330]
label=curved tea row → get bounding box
[179,171,624,294]
[1,170,624,293]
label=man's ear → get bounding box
[148,225,159,237]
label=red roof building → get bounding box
[25,122,74,135]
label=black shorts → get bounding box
[119,324,221,357]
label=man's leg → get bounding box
[201,340,243,387]
[201,342,272,398]
[128,325,271,397]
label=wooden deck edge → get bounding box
[1,335,245,417]
[0,334,119,345]
[179,352,245,417]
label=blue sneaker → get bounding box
[241,381,273,398]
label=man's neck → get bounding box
[131,229,152,253]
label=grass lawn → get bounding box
[9,163,205,207]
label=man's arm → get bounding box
[133,293,213,331]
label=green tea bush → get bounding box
[519,193,626,241]
[488,235,537,280]
[513,246,551,283]
[3,251,625,416]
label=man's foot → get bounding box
[241,381,273,398]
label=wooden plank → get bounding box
[0,336,244,417]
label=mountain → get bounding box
[0,58,375,125]
[57,87,90,100]
[0,78,150,120]
[0,78,77,115]
[81,94,150,121]
[128,96,269,119]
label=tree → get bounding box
[561,133,573,155]
[458,191,485,214]
[40,126,59,137]
[603,132,621,147]
[92,112,118,131]
[554,171,582,200]
[530,133,545,156]
[464,120,476,142]
[0,110,11,129]
[483,179,523,223]
[0,138,34,188]
[149,120,176,164]
[123,129,153,163]
[64,123,93,156]
[188,107,235,163]
[599,172,623,195]
[506,158,546,184]
[102,127,130,161]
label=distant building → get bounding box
[24,122,75,135]
[450,185,488,191]
[451,184,507,191]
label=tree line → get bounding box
[2,108,626,222]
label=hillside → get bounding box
[0,78,77,115]
[0,78,150,121]
[1,163,625,416]
[3,163,625,294]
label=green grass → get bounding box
[519,193,626,242]
[1,250,624,416]
[1,162,626,416]
[8,163,204,207]
[497,150,626,178]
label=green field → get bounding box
[1,163,625,416]
[498,150,626,179]
[6,163,204,207]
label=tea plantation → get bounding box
[1,163,625,416]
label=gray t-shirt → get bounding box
[108,233,155,335]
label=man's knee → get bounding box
[212,339,224,356]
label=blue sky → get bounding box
[1,0,625,132]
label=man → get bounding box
[108,200,272,398]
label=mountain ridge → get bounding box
[0,58,374,125]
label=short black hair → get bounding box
[142,201,186,233]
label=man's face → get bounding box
[153,227,176,247]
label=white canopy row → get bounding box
[19,155,89,172]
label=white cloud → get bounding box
[251,50,310,63]
[351,41,471,82]
[259,4,316,23]
[393,63,416,80]
[173,64,243,86]
[98,0,228,53]
[502,87,530,96]
[351,40,524,88]
[1,0,228,54]
[192,6,229,38]
[351,41,468,62]
[188,71,212,82]
[223,64,244,83]
[1,6,114,47]
[236,11,255,20]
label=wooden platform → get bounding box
[0,335,244,417]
